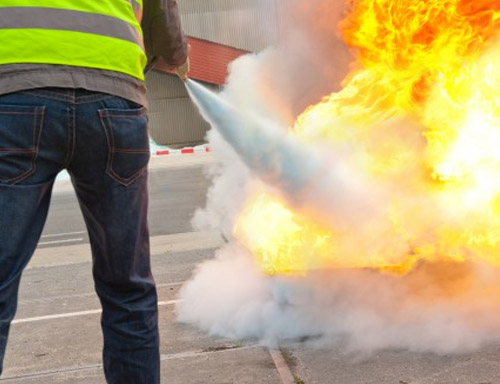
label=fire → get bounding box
[235,0,500,276]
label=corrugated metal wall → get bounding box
[146,71,219,148]
[178,0,280,52]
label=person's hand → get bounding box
[175,57,190,81]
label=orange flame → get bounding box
[235,0,500,276]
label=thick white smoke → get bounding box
[190,0,352,233]
[179,244,500,352]
[179,0,500,354]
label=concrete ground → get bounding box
[2,154,500,383]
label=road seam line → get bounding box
[12,300,181,324]
[38,238,84,246]
[40,231,85,239]
[160,344,258,361]
[0,345,259,381]
[0,364,102,381]
[18,282,184,305]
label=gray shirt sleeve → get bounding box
[142,0,188,71]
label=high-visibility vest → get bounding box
[0,0,147,80]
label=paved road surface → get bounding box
[1,154,286,383]
[2,154,500,383]
[39,156,212,249]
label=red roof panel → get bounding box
[155,36,249,85]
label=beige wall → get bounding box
[146,71,219,148]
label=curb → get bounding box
[268,348,297,384]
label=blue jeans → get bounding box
[0,88,160,383]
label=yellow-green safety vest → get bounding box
[0,0,147,80]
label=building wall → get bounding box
[178,0,280,52]
[147,0,281,147]
[146,71,218,148]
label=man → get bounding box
[0,1,189,383]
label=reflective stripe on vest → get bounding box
[0,0,146,80]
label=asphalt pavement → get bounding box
[38,155,212,249]
[2,153,500,383]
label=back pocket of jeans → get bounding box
[0,104,45,184]
[99,107,150,186]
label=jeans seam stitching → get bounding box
[75,95,114,104]
[30,108,45,181]
[2,108,44,184]
[107,167,146,186]
[22,90,68,102]
[62,92,73,168]
[0,111,39,115]
[62,94,70,167]
[100,111,115,183]
[67,91,77,167]
[0,148,35,152]
[99,111,148,187]
[22,91,114,104]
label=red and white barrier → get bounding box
[154,145,211,156]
